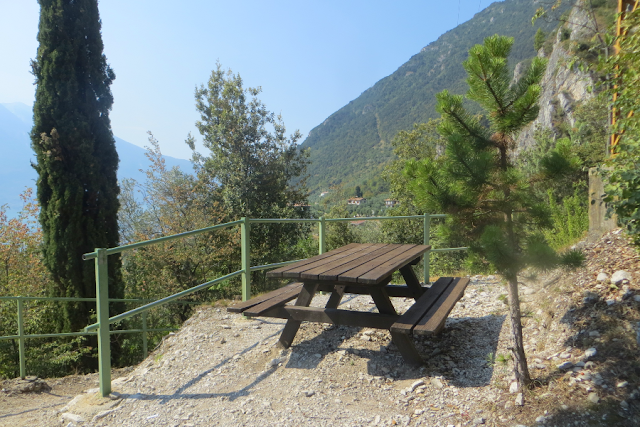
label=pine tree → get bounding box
[404,35,582,393]
[30,0,123,342]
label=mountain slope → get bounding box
[300,0,569,196]
[0,103,191,215]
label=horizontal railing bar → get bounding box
[83,220,243,260]
[0,296,198,304]
[0,331,97,340]
[250,259,303,272]
[249,218,320,224]
[0,328,178,341]
[109,328,177,335]
[85,270,243,331]
[324,215,424,222]
[430,247,468,253]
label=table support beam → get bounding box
[278,282,318,348]
[400,265,424,298]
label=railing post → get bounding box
[241,217,251,301]
[423,213,431,285]
[318,216,326,255]
[95,248,112,397]
[17,297,26,379]
[142,311,148,359]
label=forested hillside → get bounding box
[300,0,569,197]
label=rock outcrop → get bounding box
[516,0,597,154]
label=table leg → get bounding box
[278,282,319,348]
[372,287,424,367]
[400,264,425,298]
[326,284,346,309]
[369,288,396,315]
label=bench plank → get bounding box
[243,286,304,316]
[227,282,303,313]
[413,277,470,335]
[389,277,453,335]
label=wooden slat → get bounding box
[389,277,453,334]
[311,244,400,281]
[276,244,376,279]
[298,243,385,280]
[413,277,470,336]
[243,286,304,316]
[356,245,431,284]
[334,244,417,284]
[315,283,428,298]
[266,243,360,278]
[227,282,303,313]
[284,306,399,329]
[317,244,402,281]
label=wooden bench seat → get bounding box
[390,277,469,337]
[227,282,303,316]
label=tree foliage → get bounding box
[30,0,123,340]
[604,7,640,241]
[189,63,310,293]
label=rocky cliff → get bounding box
[516,0,598,154]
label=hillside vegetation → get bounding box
[300,0,568,197]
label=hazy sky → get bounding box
[1,0,491,160]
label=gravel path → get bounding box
[50,275,513,427]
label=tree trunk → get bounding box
[506,274,531,392]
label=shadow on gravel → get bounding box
[138,330,285,405]
[412,314,506,388]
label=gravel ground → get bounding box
[46,275,514,427]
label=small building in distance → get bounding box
[347,197,366,205]
[320,191,330,197]
[385,199,399,208]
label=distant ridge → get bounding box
[300,0,569,196]
[0,103,192,216]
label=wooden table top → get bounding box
[267,243,431,286]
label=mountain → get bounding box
[0,103,192,216]
[300,0,570,197]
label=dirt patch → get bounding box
[0,368,131,427]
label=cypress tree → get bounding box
[30,0,123,342]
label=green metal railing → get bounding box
[0,295,196,380]
[3,213,467,397]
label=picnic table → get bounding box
[228,243,469,366]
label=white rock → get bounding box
[509,382,519,393]
[304,390,315,397]
[635,295,640,302]
[431,378,444,389]
[92,409,120,422]
[596,272,609,282]
[557,361,573,370]
[617,381,629,388]
[409,380,425,392]
[583,348,597,359]
[588,331,600,337]
[611,270,632,284]
[515,393,524,406]
[535,415,547,423]
[61,413,84,423]
[621,400,629,410]
[606,299,616,306]
[588,392,599,404]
